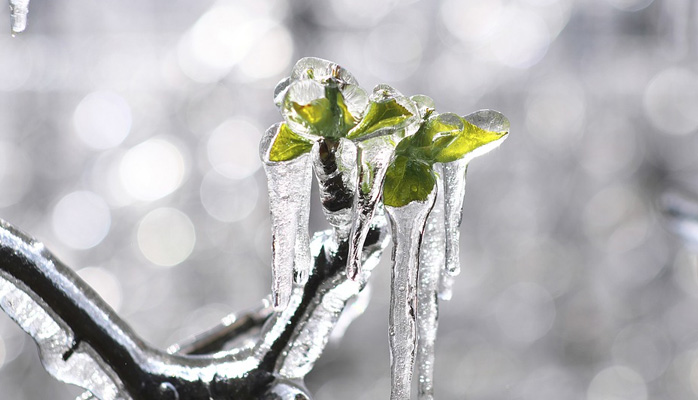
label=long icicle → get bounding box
[438,159,468,300]
[385,188,437,400]
[346,137,395,280]
[261,124,313,310]
[416,165,445,400]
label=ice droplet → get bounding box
[9,0,29,35]
[438,159,468,300]
[385,188,437,400]
[417,165,444,400]
[261,124,313,310]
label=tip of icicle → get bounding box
[11,15,27,36]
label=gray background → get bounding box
[1,0,698,399]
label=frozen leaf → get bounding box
[383,155,435,208]
[411,113,465,161]
[434,109,509,164]
[347,84,419,141]
[267,123,314,162]
[282,79,333,139]
[282,80,366,140]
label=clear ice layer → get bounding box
[439,159,468,300]
[311,138,358,241]
[263,154,313,309]
[385,189,436,400]
[417,165,445,400]
[347,136,396,280]
[261,123,313,309]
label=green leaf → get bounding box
[283,80,363,139]
[268,123,314,162]
[327,85,362,137]
[347,85,417,140]
[290,97,333,132]
[382,155,436,208]
[412,113,463,150]
[433,116,508,164]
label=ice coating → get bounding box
[460,109,510,164]
[346,136,396,280]
[281,79,328,139]
[9,0,29,35]
[0,224,131,400]
[385,189,437,400]
[261,124,313,309]
[437,109,509,299]
[0,274,129,400]
[278,216,389,378]
[439,159,468,300]
[346,85,420,280]
[290,57,359,86]
[416,165,444,400]
[311,138,358,241]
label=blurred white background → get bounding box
[1,0,698,399]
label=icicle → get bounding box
[9,0,29,35]
[438,159,468,300]
[260,124,313,310]
[385,188,437,400]
[416,165,444,400]
[438,109,509,300]
[346,136,395,280]
[345,84,420,280]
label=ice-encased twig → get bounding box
[385,189,437,400]
[438,159,468,301]
[311,138,358,242]
[254,214,390,379]
[347,136,396,280]
[9,0,29,35]
[416,166,445,400]
[261,124,313,309]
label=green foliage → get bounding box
[271,57,509,208]
[347,96,415,140]
[382,113,508,207]
[433,118,508,163]
[269,123,314,162]
[383,155,435,207]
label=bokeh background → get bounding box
[1,0,698,398]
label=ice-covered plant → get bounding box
[262,57,509,400]
[0,56,507,400]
